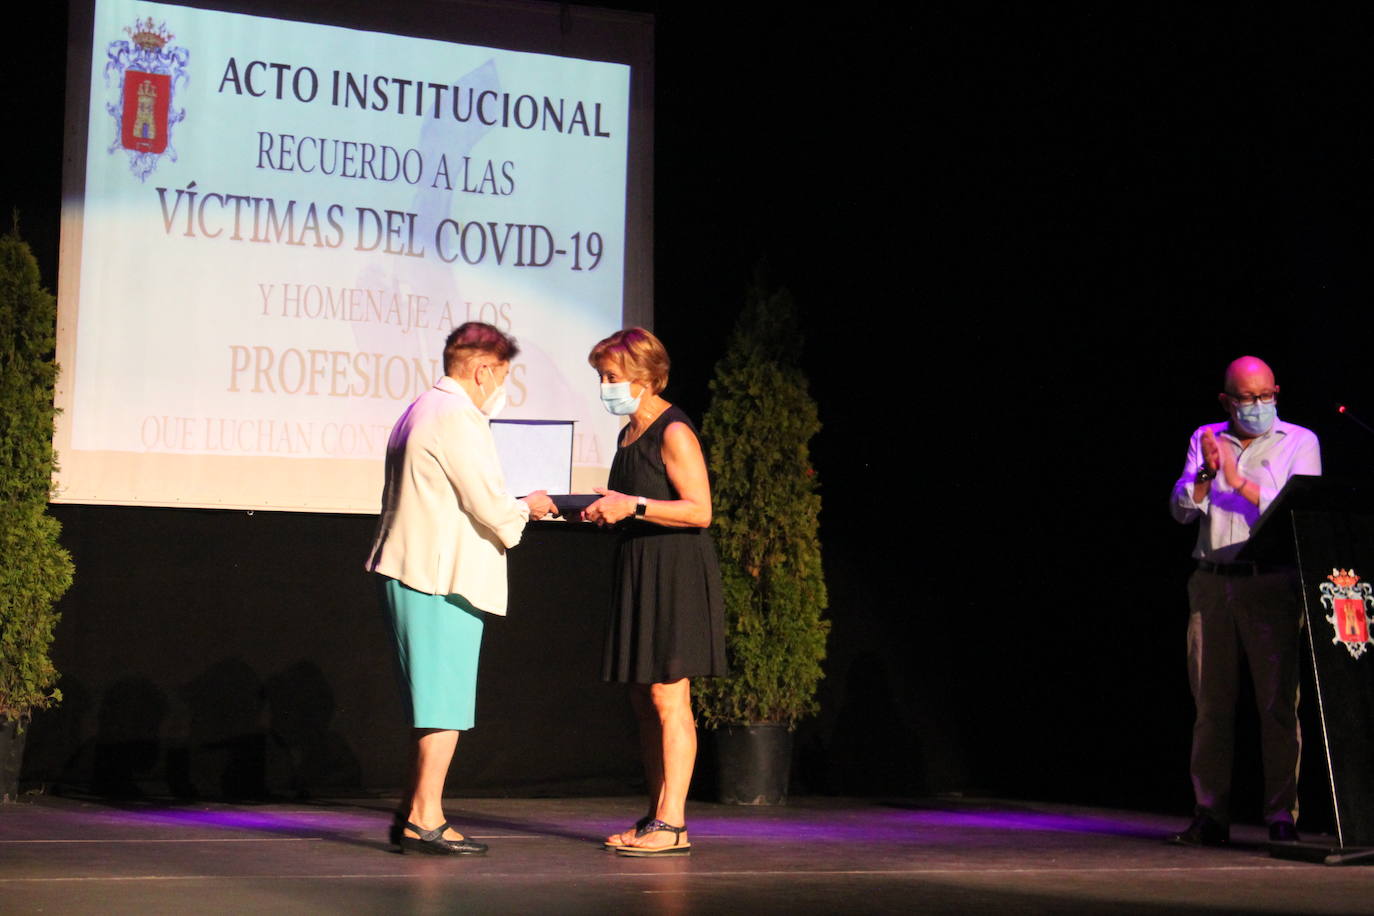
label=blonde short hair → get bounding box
[588,327,670,394]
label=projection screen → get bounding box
[54,0,652,512]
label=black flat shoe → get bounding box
[1168,814,1229,847]
[1269,821,1300,844]
[395,819,488,855]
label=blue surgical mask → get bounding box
[600,381,642,416]
[1233,401,1276,437]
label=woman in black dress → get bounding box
[583,328,727,856]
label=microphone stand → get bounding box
[1338,405,1374,437]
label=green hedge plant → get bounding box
[694,275,828,729]
[0,224,73,729]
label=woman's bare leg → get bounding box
[605,685,664,846]
[623,678,694,849]
[404,728,467,840]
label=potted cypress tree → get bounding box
[695,274,828,805]
[0,224,74,801]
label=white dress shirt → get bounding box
[366,377,530,614]
[1170,418,1321,562]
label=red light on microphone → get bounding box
[1339,405,1348,413]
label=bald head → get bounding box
[1218,355,1280,440]
[1223,356,1275,395]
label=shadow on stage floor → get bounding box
[2,795,1371,914]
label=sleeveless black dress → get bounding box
[602,405,728,684]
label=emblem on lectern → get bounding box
[1318,569,1374,659]
[104,17,190,181]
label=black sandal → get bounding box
[615,818,691,856]
[603,815,654,850]
[395,819,488,856]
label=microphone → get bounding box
[1337,404,1374,436]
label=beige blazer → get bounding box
[365,377,530,614]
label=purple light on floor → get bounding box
[102,806,330,834]
[898,808,1151,838]
[670,806,1155,842]
[672,816,883,841]
[84,802,1157,843]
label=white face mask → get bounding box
[476,366,507,418]
[600,381,643,416]
[479,385,507,418]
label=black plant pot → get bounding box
[713,724,793,805]
[0,719,26,802]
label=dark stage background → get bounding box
[10,4,1374,828]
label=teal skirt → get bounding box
[379,577,485,730]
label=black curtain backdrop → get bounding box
[26,509,644,799]
[12,4,1374,826]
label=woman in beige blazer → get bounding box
[367,322,554,855]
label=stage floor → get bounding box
[2,795,1371,914]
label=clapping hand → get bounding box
[1200,429,1241,488]
[1200,429,1221,476]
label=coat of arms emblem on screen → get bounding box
[1319,568,1374,660]
[105,17,189,181]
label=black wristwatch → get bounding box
[1196,464,1215,482]
[635,496,648,517]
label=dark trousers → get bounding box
[1186,568,1302,826]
